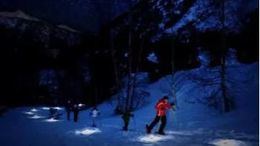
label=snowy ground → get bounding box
[0,63,258,146]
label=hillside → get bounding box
[0,62,258,146]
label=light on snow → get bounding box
[42,107,50,110]
[53,107,63,110]
[209,139,247,146]
[75,128,101,136]
[137,134,173,143]
[29,115,44,119]
[30,108,38,112]
[41,107,63,110]
[44,118,60,123]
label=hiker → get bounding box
[146,96,175,135]
[90,106,100,127]
[122,110,134,131]
[73,103,79,122]
[65,99,72,121]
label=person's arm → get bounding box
[169,102,176,110]
[165,102,172,109]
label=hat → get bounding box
[163,96,169,100]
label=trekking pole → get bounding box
[170,109,178,130]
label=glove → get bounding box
[171,105,176,111]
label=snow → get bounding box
[44,118,61,123]
[42,107,51,110]
[29,115,45,119]
[75,127,101,136]
[57,24,80,33]
[30,108,38,112]
[23,111,34,115]
[152,0,258,42]
[164,1,197,34]
[226,48,240,66]
[0,63,258,146]
[0,10,40,21]
[167,130,193,136]
[209,139,248,146]
[198,50,210,68]
[53,107,63,110]
[136,134,174,143]
[147,52,159,64]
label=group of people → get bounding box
[65,100,100,126]
[65,100,80,122]
[64,95,174,135]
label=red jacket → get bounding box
[155,99,172,116]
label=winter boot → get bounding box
[146,124,151,134]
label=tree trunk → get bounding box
[129,38,145,110]
[109,30,122,108]
[220,0,230,112]
[123,1,135,131]
[170,37,177,107]
[220,56,230,112]
[125,26,132,113]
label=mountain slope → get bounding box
[0,63,258,146]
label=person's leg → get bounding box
[158,116,166,134]
[67,110,70,121]
[73,111,76,122]
[148,116,160,130]
[75,111,79,122]
[122,119,128,131]
[124,120,129,131]
[74,111,78,122]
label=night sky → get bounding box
[0,0,130,33]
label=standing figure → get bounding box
[122,110,134,131]
[90,107,100,127]
[65,99,72,121]
[146,96,174,135]
[73,103,79,122]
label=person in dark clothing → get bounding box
[73,103,79,122]
[146,96,175,135]
[122,110,134,131]
[65,100,72,121]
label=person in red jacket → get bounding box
[146,96,174,135]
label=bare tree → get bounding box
[219,0,231,112]
[170,37,178,108]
